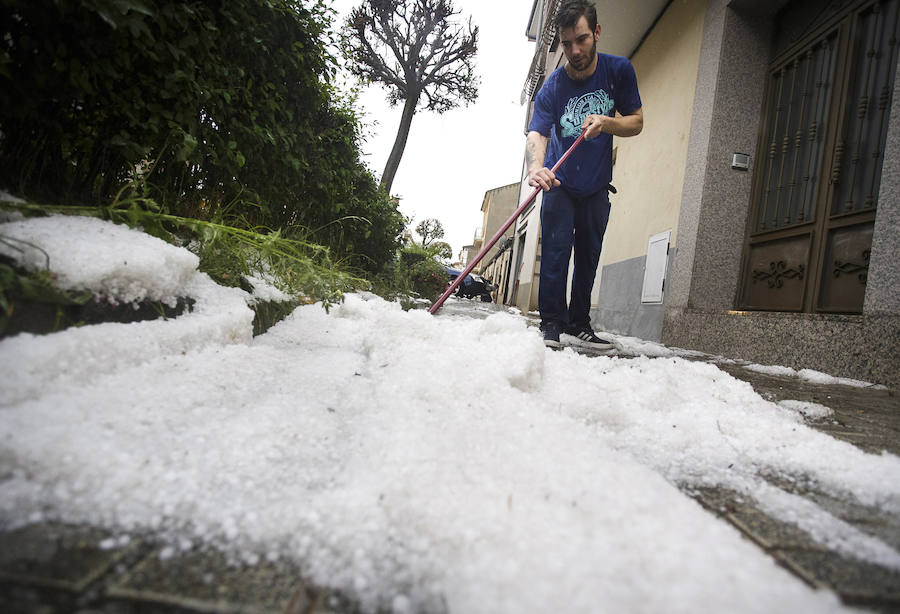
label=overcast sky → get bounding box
[328,0,537,258]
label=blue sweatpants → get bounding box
[538,186,611,331]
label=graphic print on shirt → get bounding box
[560,89,614,138]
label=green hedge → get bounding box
[0,0,403,272]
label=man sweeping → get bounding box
[526,0,643,349]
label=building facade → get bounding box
[476,183,519,271]
[510,0,899,386]
[480,236,515,304]
[470,183,520,302]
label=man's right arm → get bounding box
[526,131,560,192]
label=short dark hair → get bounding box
[555,0,597,33]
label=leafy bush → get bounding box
[372,242,448,305]
[406,257,448,302]
[0,0,403,273]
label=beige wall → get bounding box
[478,183,519,269]
[482,245,513,303]
[461,244,478,268]
[601,0,706,266]
[514,191,543,313]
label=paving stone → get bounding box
[0,523,138,592]
[804,490,898,525]
[854,520,900,553]
[725,507,820,551]
[750,474,900,553]
[0,522,142,613]
[689,486,742,514]
[105,547,312,614]
[714,362,900,456]
[772,548,900,612]
[308,591,368,614]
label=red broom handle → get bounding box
[428,131,587,314]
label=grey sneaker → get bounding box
[562,327,615,350]
[541,322,561,348]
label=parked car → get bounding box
[446,267,494,302]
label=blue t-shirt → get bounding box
[529,53,641,197]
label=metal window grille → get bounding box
[830,0,900,215]
[756,34,837,232]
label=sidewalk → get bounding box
[693,361,900,612]
[1,311,898,613]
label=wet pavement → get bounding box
[1,298,898,613]
[684,368,900,613]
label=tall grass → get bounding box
[0,183,364,311]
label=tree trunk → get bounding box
[380,91,419,194]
